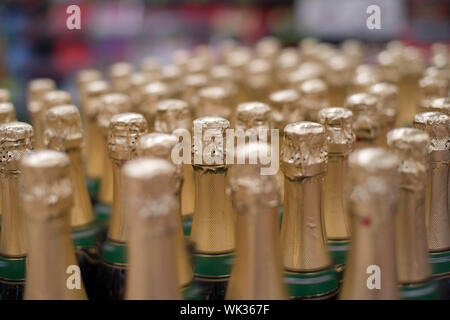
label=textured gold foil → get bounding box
[275,48,300,88]
[198,86,232,119]
[340,148,399,300]
[0,122,33,257]
[0,88,10,102]
[345,92,379,146]
[139,81,170,130]
[154,99,192,134]
[109,61,134,93]
[319,108,354,241]
[0,102,16,124]
[123,158,181,299]
[280,122,331,271]
[325,54,352,107]
[44,105,94,228]
[161,64,182,98]
[269,89,301,128]
[107,113,147,242]
[417,76,447,114]
[288,62,324,89]
[182,74,208,117]
[349,64,380,94]
[21,150,87,300]
[413,112,450,252]
[140,56,161,81]
[387,128,432,284]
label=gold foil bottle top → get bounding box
[351,64,380,93]
[318,107,355,154]
[413,112,449,153]
[161,64,182,96]
[247,58,272,75]
[0,122,34,172]
[0,88,10,102]
[198,86,231,118]
[269,89,299,116]
[419,76,447,98]
[76,69,102,88]
[369,82,398,126]
[428,97,450,115]
[97,93,132,134]
[345,93,379,140]
[431,42,448,56]
[0,102,17,123]
[184,73,208,91]
[431,52,449,69]
[235,102,271,131]
[109,61,134,92]
[276,48,300,70]
[84,80,110,119]
[340,39,364,66]
[255,36,281,60]
[281,121,328,179]
[224,47,252,82]
[136,132,182,190]
[192,116,229,167]
[44,105,83,151]
[186,56,210,75]
[27,78,56,103]
[140,81,170,117]
[402,46,425,76]
[326,54,352,86]
[387,128,429,188]
[140,56,161,80]
[299,37,319,60]
[171,49,190,70]
[154,99,192,133]
[122,158,178,234]
[298,78,328,121]
[130,71,150,102]
[20,150,72,220]
[228,142,280,214]
[288,62,324,87]
[108,112,148,161]
[347,148,399,221]
[377,50,402,83]
[43,90,72,114]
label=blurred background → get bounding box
[0,0,448,121]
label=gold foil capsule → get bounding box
[198,86,232,119]
[154,99,192,134]
[0,88,10,102]
[140,56,161,81]
[298,78,328,122]
[109,61,134,93]
[269,89,301,129]
[139,81,170,129]
[0,102,17,124]
[344,92,379,145]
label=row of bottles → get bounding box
[0,37,448,300]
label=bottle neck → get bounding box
[85,119,104,179]
[281,174,331,271]
[66,148,94,228]
[0,172,26,257]
[324,153,350,240]
[190,166,235,254]
[226,205,287,299]
[340,204,398,299]
[24,211,87,300]
[428,151,450,251]
[98,136,114,205]
[396,175,431,284]
[108,159,127,242]
[126,226,181,300]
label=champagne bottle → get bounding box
[138,81,170,131]
[280,122,339,300]
[0,102,16,227]
[255,36,280,63]
[287,62,324,91]
[21,150,87,300]
[136,132,197,299]
[349,65,379,95]
[369,82,398,147]
[26,78,56,149]
[226,141,288,300]
[275,48,300,89]
[154,99,194,234]
[0,122,33,300]
[0,89,10,102]
[269,89,302,125]
[417,76,447,115]
[325,54,351,107]
[84,80,110,213]
[96,112,147,299]
[44,105,100,299]
[413,111,450,299]
[190,117,235,300]
[340,148,400,300]
[95,93,132,232]
[244,58,273,104]
[41,90,73,133]
[344,92,380,149]
[140,56,162,82]
[183,74,208,118]
[198,86,232,120]
[129,72,150,111]
[108,62,134,94]
[396,47,424,126]
[210,65,237,106]
[425,97,450,116]
[224,47,252,104]
[123,158,181,300]
[161,64,183,98]
[340,40,364,69]
[387,128,439,299]
[318,107,355,278]
[76,69,102,172]
[298,79,329,122]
